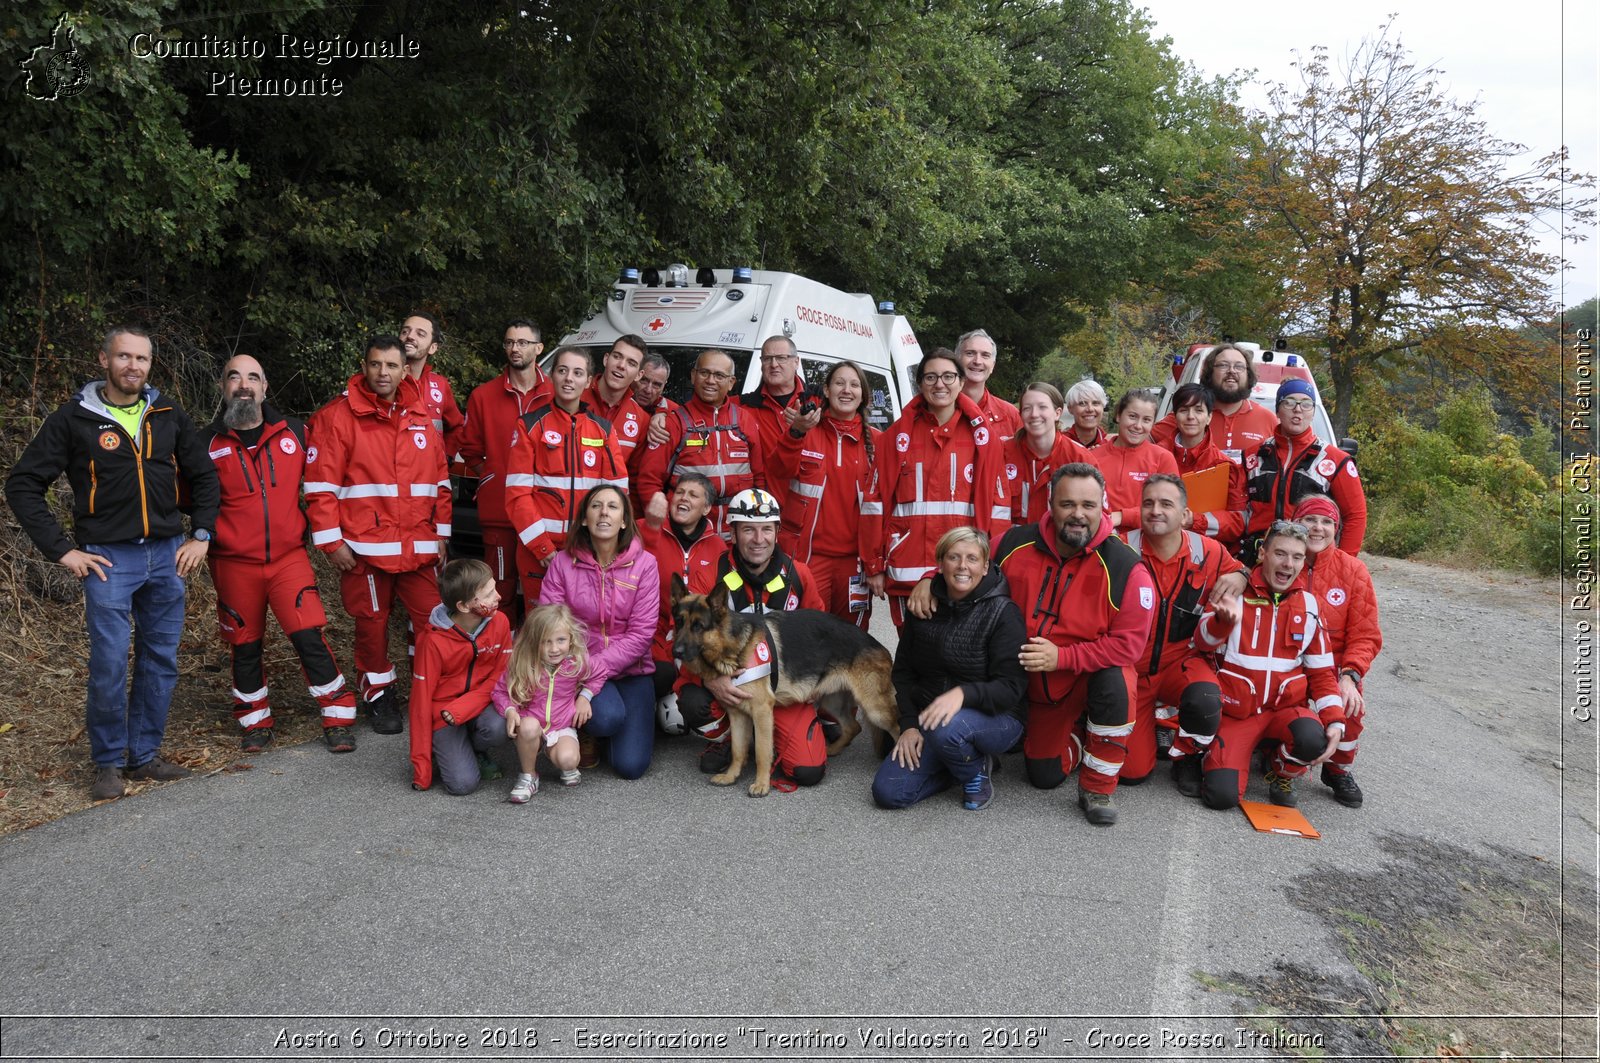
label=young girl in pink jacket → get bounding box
[492,604,592,802]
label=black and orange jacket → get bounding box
[6,381,219,561]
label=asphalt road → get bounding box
[0,558,1591,1062]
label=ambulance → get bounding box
[559,265,925,430]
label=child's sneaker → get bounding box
[509,772,538,803]
[560,768,581,787]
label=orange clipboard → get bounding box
[1182,462,1231,514]
[1239,800,1321,839]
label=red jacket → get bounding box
[408,606,512,790]
[1196,567,1344,724]
[1069,425,1110,449]
[503,403,628,564]
[877,395,1010,593]
[972,388,1022,438]
[1161,435,1248,545]
[204,408,309,564]
[768,412,883,568]
[306,375,451,572]
[641,517,729,663]
[635,396,766,539]
[739,376,806,507]
[1244,428,1367,555]
[1304,545,1382,679]
[1122,529,1244,676]
[1002,431,1091,528]
[458,372,552,529]
[413,365,465,457]
[1090,438,1180,529]
[581,384,650,472]
[1152,399,1278,463]
[994,512,1154,704]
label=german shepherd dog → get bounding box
[669,573,899,796]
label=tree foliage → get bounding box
[1179,20,1594,438]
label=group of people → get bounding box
[6,323,1378,824]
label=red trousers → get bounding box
[1023,665,1136,795]
[211,553,355,729]
[480,524,523,624]
[1331,708,1364,770]
[338,562,441,697]
[805,553,870,629]
[1128,655,1219,779]
[1205,705,1321,801]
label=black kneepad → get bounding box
[1025,756,1068,790]
[1201,768,1240,809]
[1287,716,1327,763]
[1178,683,1221,728]
[676,684,714,730]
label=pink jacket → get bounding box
[491,656,589,733]
[538,537,658,688]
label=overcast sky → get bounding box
[1138,0,1599,312]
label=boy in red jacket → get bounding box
[409,559,513,794]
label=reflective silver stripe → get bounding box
[1082,751,1122,776]
[307,675,345,698]
[435,524,451,538]
[324,704,358,722]
[303,480,341,495]
[734,661,772,686]
[1204,512,1220,536]
[518,473,627,491]
[1088,719,1134,738]
[696,462,752,478]
[366,576,380,614]
[892,501,976,517]
[341,483,401,499]
[233,686,268,704]
[1313,694,1342,711]
[1154,704,1178,720]
[1226,650,1297,670]
[348,540,403,557]
[1177,729,1216,746]
[311,526,343,546]
[416,540,439,554]
[887,564,934,582]
[789,481,824,500]
[518,519,564,545]
[431,418,445,432]
[364,668,396,686]
[1304,652,1335,668]
[992,504,1011,521]
[860,501,883,515]
[503,474,538,488]
[238,708,271,728]
[1337,739,1359,751]
[409,483,440,497]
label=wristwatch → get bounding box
[1340,668,1362,690]
[192,529,212,542]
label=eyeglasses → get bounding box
[503,339,540,350]
[693,368,734,382]
[758,355,796,365]
[1267,519,1310,541]
[1213,362,1247,373]
[1279,398,1314,412]
[921,371,960,385]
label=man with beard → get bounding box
[1194,520,1346,809]
[399,311,465,456]
[204,355,359,753]
[1151,344,1277,462]
[459,319,552,618]
[6,326,219,800]
[955,329,1021,439]
[995,463,1154,825]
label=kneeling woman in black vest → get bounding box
[872,527,1027,811]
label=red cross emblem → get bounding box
[645,314,672,334]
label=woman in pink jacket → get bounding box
[538,484,660,778]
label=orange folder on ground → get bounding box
[1182,462,1231,515]
[1239,800,1321,839]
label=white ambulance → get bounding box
[559,265,925,430]
[1155,339,1355,454]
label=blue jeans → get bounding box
[584,673,655,779]
[81,538,187,768]
[872,708,1023,809]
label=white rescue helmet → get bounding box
[656,692,686,736]
[726,487,781,524]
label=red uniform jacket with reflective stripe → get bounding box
[641,518,729,663]
[459,371,552,529]
[972,388,1022,438]
[1090,438,1181,529]
[503,404,627,564]
[768,413,883,569]
[876,395,1011,593]
[1161,435,1248,545]
[581,384,649,472]
[1196,567,1345,724]
[1244,428,1367,555]
[205,410,310,565]
[635,396,766,539]
[994,512,1154,705]
[1002,431,1091,528]
[305,375,451,573]
[738,377,805,507]
[408,607,512,790]
[414,365,465,457]
[1152,399,1278,464]
[1303,545,1382,677]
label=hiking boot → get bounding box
[124,756,192,782]
[1171,754,1202,798]
[560,768,582,787]
[1078,788,1118,826]
[91,765,125,801]
[365,689,402,735]
[509,772,538,803]
[578,732,600,769]
[962,758,994,811]
[698,740,732,774]
[1321,765,1364,808]
[1264,769,1298,807]
[476,751,503,781]
[241,728,273,754]
[323,727,356,754]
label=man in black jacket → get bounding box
[6,326,220,801]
